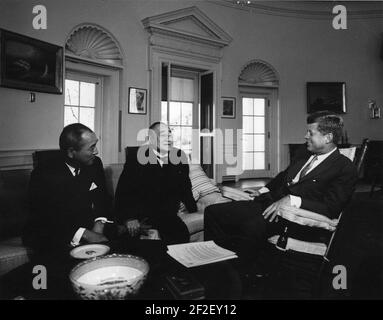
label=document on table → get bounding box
[167,241,238,268]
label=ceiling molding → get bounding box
[209,1,383,20]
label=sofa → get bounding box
[0,163,231,277]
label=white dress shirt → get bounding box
[258,147,338,208]
[65,163,107,247]
[152,149,168,167]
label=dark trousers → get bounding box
[148,215,190,245]
[204,200,327,299]
[204,199,282,261]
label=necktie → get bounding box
[299,155,318,180]
[74,167,80,177]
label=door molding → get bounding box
[142,7,232,181]
[238,87,280,178]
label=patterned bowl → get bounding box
[69,254,149,300]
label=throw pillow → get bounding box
[189,164,220,198]
[178,164,221,213]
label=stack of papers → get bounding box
[167,241,238,268]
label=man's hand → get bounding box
[243,188,261,198]
[92,221,105,234]
[125,219,141,237]
[125,219,152,237]
[262,195,291,222]
[82,229,108,243]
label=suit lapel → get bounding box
[297,149,341,183]
[286,158,310,182]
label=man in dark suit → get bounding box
[23,123,113,256]
[205,111,358,259]
[114,122,197,244]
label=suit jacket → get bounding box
[266,149,358,219]
[114,146,197,224]
[23,155,112,254]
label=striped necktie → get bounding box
[299,155,318,180]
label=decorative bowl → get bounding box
[70,244,110,259]
[69,254,149,300]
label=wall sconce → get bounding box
[368,99,381,119]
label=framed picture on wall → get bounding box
[0,29,63,94]
[222,97,236,118]
[307,82,346,114]
[128,87,147,114]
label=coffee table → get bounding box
[1,238,242,300]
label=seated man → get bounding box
[205,111,358,261]
[114,122,197,244]
[23,123,113,257]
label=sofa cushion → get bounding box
[197,192,231,212]
[0,237,31,277]
[104,163,124,197]
[177,211,204,235]
[0,169,31,241]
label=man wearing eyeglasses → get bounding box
[114,122,197,244]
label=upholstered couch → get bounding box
[0,163,231,277]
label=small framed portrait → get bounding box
[222,97,236,118]
[128,87,147,114]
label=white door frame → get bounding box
[238,86,280,178]
[149,48,221,180]
[65,60,120,165]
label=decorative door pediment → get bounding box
[142,6,232,60]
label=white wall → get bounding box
[0,0,382,169]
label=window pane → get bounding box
[254,152,265,170]
[242,98,253,115]
[243,116,253,134]
[253,135,265,151]
[64,106,79,126]
[80,82,96,107]
[181,127,192,150]
[253,98,265,116]
[253,117,265,134]
[170,77,194,102]
[181,103,193,125]
[65,80,79,106]
[79,108,95,131]
[170,126,181,149]
[243,135,254,152]
[169,102,181,125]
[243,153,253,170]
[161,101,168,123]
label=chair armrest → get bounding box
[278,204,339,231]
[219,186,253,201]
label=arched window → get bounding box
[65,24,123,67]
[239,60,279,87]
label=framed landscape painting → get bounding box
[307,82,346,114]
[0,29,63,94]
